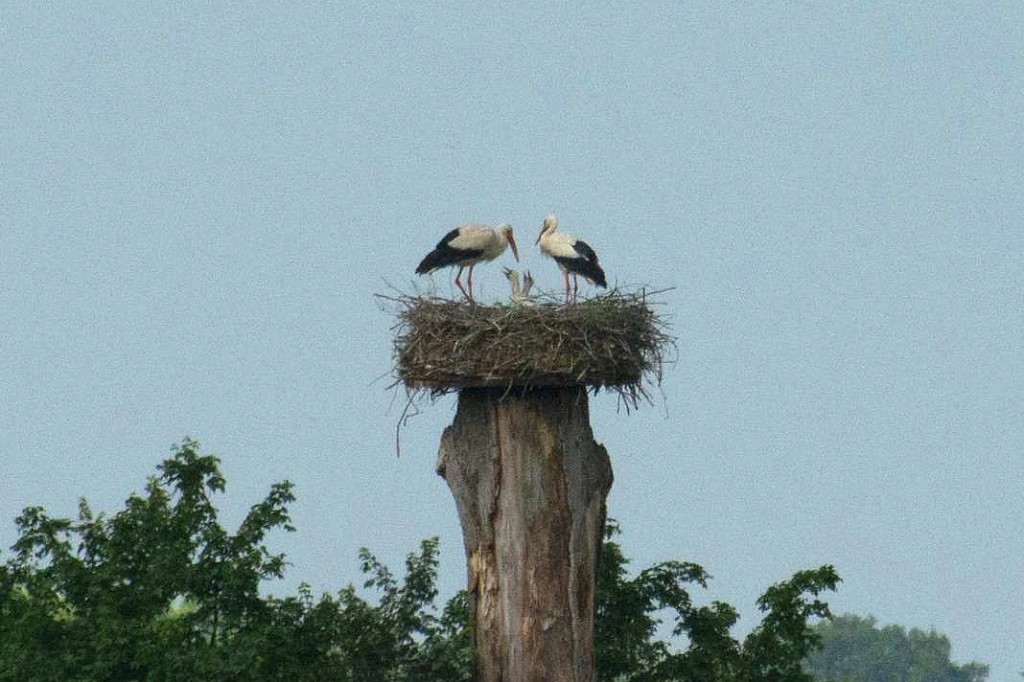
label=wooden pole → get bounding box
[436,386,613,682]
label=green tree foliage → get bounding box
[804,614,988,682]
[596,520,840,682]
[1,439,850,681]
[0,440,466,682]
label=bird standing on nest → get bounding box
[416,223,520,303]
[535,214,607,302]
[502,267,536,307]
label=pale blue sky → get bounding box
[2,2,1022,679]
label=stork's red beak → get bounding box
[534,226,545,245]
[508,232,520,262]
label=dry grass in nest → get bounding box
[380,288,675,408]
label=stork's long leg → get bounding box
[572,274,579,302]
[563,271,571,303]
[468,264,478,304]
[454,265,470,301]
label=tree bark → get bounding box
[436,387,613,682]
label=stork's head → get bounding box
[535,214,558,244]
[501,266,516,282]
[522,270,535,295]
[498,224,520,262]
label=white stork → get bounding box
[502,267,536,307]
[535,214,607,302]
[416,223,520,303]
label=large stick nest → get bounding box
[383,289,674,406]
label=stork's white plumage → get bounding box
[535,214,607,302]
[416,223,519,303]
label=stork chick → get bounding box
[503,267,536,307]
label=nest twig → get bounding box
[379,288,675,409]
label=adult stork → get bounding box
[535,214,607,302]
[416,223,519,303]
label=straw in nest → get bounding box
[383,289,673,407]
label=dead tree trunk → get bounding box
[436,386,613,682]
